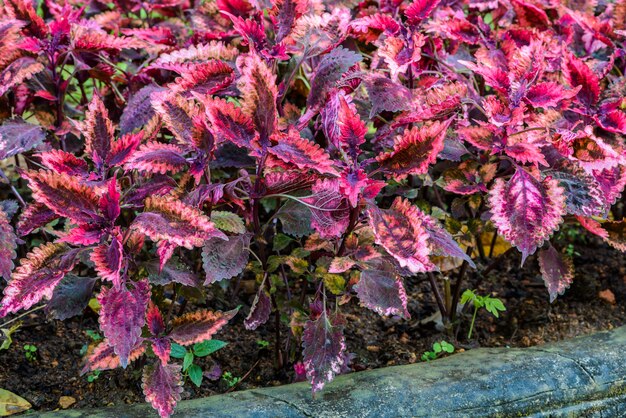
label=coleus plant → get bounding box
[0,0,625,416]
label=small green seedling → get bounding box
[23,344,37,362]
[421,340,454,361]
[256,339,269,349]
[170,340,227,387]
[221,371,241,388]
[461,289,506,339]
[86,370,101,382]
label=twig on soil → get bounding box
[0,305,45,328]
[225,359,261,393]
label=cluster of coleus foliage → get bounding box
[1,0,626,415]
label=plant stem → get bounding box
[427,272,448,319]
[468,306,478,340]
[0,168,26,207]
[0,305,45,328]
[450,248,473,322]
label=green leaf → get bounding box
[273,233,293,252]
[0,322,21,351]
[433,342,442,353]
[441,341,454,353]
[188,364,203,387]
[170,343,187,359]
[193,340,228,357]
[183,352,194,371]
[211,211,246,234]
[460,289,475,305]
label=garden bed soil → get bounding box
[1,235,625,414]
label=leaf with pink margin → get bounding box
[0,207,17,280]
[83,94,114,167]
[268,130,338,176]
[0,57,44,97]
[171,60,234,95]
[124,142,188,175]
[202,234,250,284]
[336,94,366,161]
[596,110,626,134]
[376,119,450,181]
[39,150,89,176]
[355,268,410,318]
[538,245,573,303]
[81,339,146,374]
[108,132,143,167]
[97,280,150,368]
[0,243,81,317]
[0,119,46,160]
[338,168,385,208]
[510,0,550,28]
[16,203,58,236]
[142,362,183,418]
[23,170,103,224]
[152,338,171,365]
[302,179,350,239]
[244,287,271,330]
[593,166,626,210]
[131,196,226,249]
[488,168,566,264]
[202,96,256,149]
[367,197,434,274]
[120,85,166,135]
[364,75,411,118]
[349,14,401,44]
[237,53,278,144]
[419,210,476,268]
[91,230,124,288]
[152,91,198,147]
[552,167,605,217]
[146,302,165,336]
[169,308,238,346]
[524,82,581,108]
[302,310,346,393]
[264,170,315,196]
[59,224,104,246]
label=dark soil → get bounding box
[1,235,625,413]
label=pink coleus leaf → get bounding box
[405,0,440,24]
[302,179,351,239]
[564,55,600,109]
[124,142,188,175]
[169,308,238,346]
[147,302,166,336]
[538,244,574,303]
[524,82,581,108]
[108,132,143,167]
[171,60,234,95]
[0,207,17,280]
[263,170,315,195]
[0,119,46,160]
[131,196,227,249]
[152,337,171,365]
[302,310,346,393]
[237,53,278,144]
[59,224,104,246]
[596,110,626,135]
[152,92,199,147]
[83,94,114,167]
[0,243,81,317]
[367,197,434,273]
[97,279,150,368]
[593,166,626,210]
[202,96,257,149]
[39,149,89,176]
[202,234,250,284]
[23,170,103,224]
[376,119,450,181]
[511,0,550,28]
[81,339,146,374]
[338,168,385,208]
[349,14,401,44]
[142,362,183,418]
[488,168,566,264]
[336,94,366,161]
[268,130,338,176]
[355,268,410,318]
[364,75,412,118]
[244,287,271,330]
[91,230,125,288]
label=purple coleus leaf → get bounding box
[120,85,166,135]
[524,82,581,108]
[244,287,271,330]
[202,96,257,149]
[16,203,59,236]
[91,230,125,288]
[355,268,410,318]
[302,309,346,393]
[367,197,434,274]
[145,257,200,287]
[268,130,338,176]
[142,362,183,418]
[0,119,46,160]
[488,168,566,264]
[39,149,89,177]
[564,54,600,110]
[46,275,97,320]
[83,94,114,168]
[0,243,81,317]
[420,211,476,268]
[82,339,146,374]
[405,0,440,24]
[303,179,351,239]
[169,308,238,346]
[364,75,412,118]
[538,245,574,303]
[124,142,188,175]
[97,279,150,368]
[202,234,250,284]
[551,166,605,217]
[0,207,17,280]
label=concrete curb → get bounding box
[38,326,626,417]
